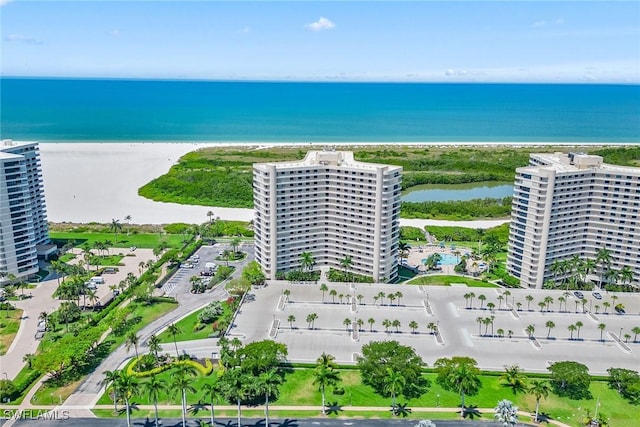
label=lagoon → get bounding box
[401,182,514,202]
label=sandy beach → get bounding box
[38,141,524,227]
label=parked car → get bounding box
[592,291,602,300]
[573,291,584,299]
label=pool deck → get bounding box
[405,244,474,275]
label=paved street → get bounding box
[62,243,253,412]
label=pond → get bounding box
[401,181,514,202]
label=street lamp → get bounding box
[619,328,623,340]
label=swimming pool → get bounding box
[422,253,460,266]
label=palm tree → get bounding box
[171,364,197,426]
[306,312,318,329]
[395,291,403,306]
[257,369,282,426]
[287,314,296,329]
[450,362,481,417]
[343,318,352,331]
[463,292,472,309]
[501,365,528,395]
[141,375,165,427]
[526,324,535,339]
[222,367,250,427]
[392,319,401,333]
[558,296,566,312]
[525,294,534,311]
[300,251,315,272]
[110,218,123,243]
[167,323,181,358]
[329,289,337,303]
[545,321,556,338]
[377,291,386,305]
[368,318,375,332]
[598,323,607,341]
[313,358,340,415]
[382,319,391,333]
[103,370,122,413]
[230,237,242,255]
[528,380,551,422]
[207,210,215,224]
[356,318,364,331]
[497,295,505,310]
[544,296,554,311]
[568,324,577,340]
[603,301,611,314]
[476,317,483,335]
[319,283,329,302]
[619,265,634,290]
[388,293,396,306]
[632,326,640,343]
[409,320,419,334]
[125,332,140,361]
[383,368,406,413]
[487,302,496,313]
[478,294,487,309]
[201,379,221,427]
[148,334,161,361]
[340,255,353,281]
[575,321,584,340]
[117,372,139,427]
[597,247,612,287]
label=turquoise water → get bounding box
[402,182,514,202]
[1,78,639,142]
[421,253,460,266]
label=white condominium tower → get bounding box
[507,152,640,289]
[253,150,402,282]
[0,140,52,283]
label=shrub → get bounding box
[198,301,223,324]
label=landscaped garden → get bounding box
[157,299,238,343]
[406,275,497,288]
[0,307,23,355]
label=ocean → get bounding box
[1,78,639,143]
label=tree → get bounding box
[597,247,612,288]
[528,380,551,422]
[358,341,427,400]
[236,340,288,376]
[575,321,584,340]
[340,256,353,281]
[242,261,266,287]
[207,210,215,224]
[392,319,401,333]
[409,320,419,334]
[343,318,352,331]
[314,354,340,415]
[257,369,282,426]
[306,313,318,329]
[125,332,140,361]
[434,356,482,417]
[220,367,251,427]
[201,379,221,427]
[632,326,640,343]
[141,375,165,427]
[319,283,329,302]
[104,370,122,413]
[548,361,591,399]
[329,289,337,303]
[23,353,35,369]
[525,294,533,311]
[368,318,375,332]
[606,368,640,404]
[383,368,406,413]
[478,294,486,309]
[287,314,296,329]
[171,364,197,426]
[598,323,607,341]
[545,320,556,338]
[117,372,139,427]
[494,399,518,426]
[167,323,181,358]
[300,251,315,272]
[500,365,528,395]
[525,324,535,339]
[148,334,161,361]
[110,218,123,243]
[382,319,391,333]
[568,324,577,340]
[395,291,403,306]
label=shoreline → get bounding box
[36,141,629,227]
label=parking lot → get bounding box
[233,282,640,374]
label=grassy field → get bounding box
[0,308,24,355]
[406,275,497,288]
[93,367,638,426]
[50,232,186,249]
[156,305,221,343]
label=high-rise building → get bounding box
[253,150,402,282]
[507,152,640,289]
[0,140,53,283]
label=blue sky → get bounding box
[1,1,639,82]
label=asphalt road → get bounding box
[8,417,504,427]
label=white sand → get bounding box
[39,142,514,227]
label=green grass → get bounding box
[58,253,76,262]
[0,308,23,355]
[91,255,124,266]
[156,305,228,343]
[406,275,497,288]
[50,232,186,249]
[93,366,639,426]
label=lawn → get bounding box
[0,308,24,355]
[156,304,228,343]
[93,367,640,426]
[406,275,497,288]
[50,232,186,249]
[91,255,124,266]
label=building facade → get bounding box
[0,140,51,283]
[507,152,640,289]
[253,150,402,282]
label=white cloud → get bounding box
[531,20,547,28]
[110,29,121,37]
[0,0,14,7]
[4,34,43,44]
[238,27,250,34]
[306,17,335,32]
[532,18,565,29]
